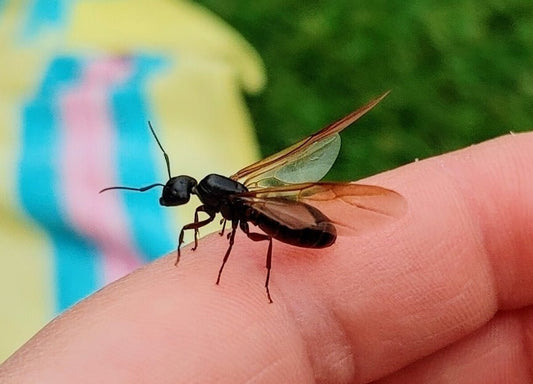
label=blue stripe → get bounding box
[22,0,72,39]
[111,55,175,261]
[18,57,100,312]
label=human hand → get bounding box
[1,133,532,383]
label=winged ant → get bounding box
[100,91,406,302]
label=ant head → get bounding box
[160,176,197,206]
[99,121,192,205]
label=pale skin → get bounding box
[1,133,533,383]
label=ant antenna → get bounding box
[148,121,172,180]
[99,122,172,194]
[99,183,165,194]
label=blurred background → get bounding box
[197,0,533,179]
[1,0,531,361]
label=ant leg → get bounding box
[176,207,215,266]
[219,219,227,236]
[239,221,274,303]
[192,206,209,250]
[216,220,238,285]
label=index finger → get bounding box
[283,131,533,382]
[2,133,532,384]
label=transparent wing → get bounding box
[231,91,390,189]
[239,182,406,236]
[240,134,341,188]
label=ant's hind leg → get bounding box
[239,221,274,303]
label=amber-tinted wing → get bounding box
[231,91,390,189]
[235,196,329,230]
[239,182,406,236]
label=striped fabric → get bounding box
[0,0,264,360]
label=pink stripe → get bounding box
[59,57,143,284]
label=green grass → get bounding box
[195,0,533,180]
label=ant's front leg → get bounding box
[176,206,215,266]
[192,206,210,250]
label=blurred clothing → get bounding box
[0,0,264,360]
